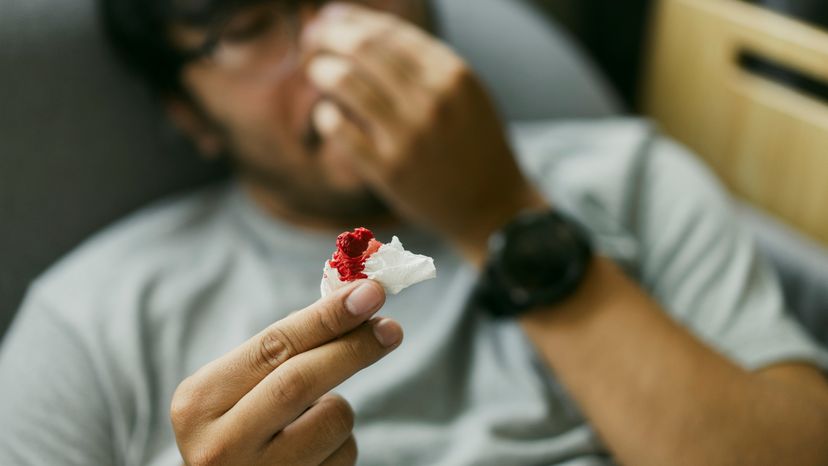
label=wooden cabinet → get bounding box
[643,0,828,246]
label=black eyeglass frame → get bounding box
[174,0,327,66]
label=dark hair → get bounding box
[99,0,279,96]
[102,0,434,96]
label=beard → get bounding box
[233,151,393,226]
[191,92,394,226]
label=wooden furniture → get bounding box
[643,0,828,246]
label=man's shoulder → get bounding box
[511,116,721,207]
[510,117,733,268]
[30,182,239,315]
[510,117,657,163]
[512,117,655,195]
[511,117,657,223]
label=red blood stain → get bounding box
[329,228,382,282]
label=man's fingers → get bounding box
[172,280,385,421]
[265,394,355,465]
[302,2,467,128]
[302,4,427,104]
[314,100,365,151]
[319,435,358,466]
[314,100,393,166]
[315,2,437,64]
[308,55,399,130]
[225,317,403,442]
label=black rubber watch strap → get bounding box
[475,209,594,318]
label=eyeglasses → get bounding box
[180,1,324,82]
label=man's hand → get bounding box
[170,280,401,466]
[303,3,546,264]
[520,258,828,466]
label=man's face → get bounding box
[170,0,429,221]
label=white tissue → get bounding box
[320,236,436,297]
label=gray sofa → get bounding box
[1,0,826,345]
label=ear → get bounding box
[164,98,224,160]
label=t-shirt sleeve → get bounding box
[0,288,115,465]
[635,137,828,372]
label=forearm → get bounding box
[520,257,828,466]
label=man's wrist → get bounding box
[517,256,612,328]
[460,186,550,268]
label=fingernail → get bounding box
[307,56,344,88]
[345,282,383,316]
[372,318,402,348]
[313,100,342,135]
[307,58,325,85]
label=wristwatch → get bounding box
[475,209,594,318]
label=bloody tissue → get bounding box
[328,227,382,282]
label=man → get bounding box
[1,0,827,465]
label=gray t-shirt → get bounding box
[2,119,826,466]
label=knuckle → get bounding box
[342,323,389,364]
[331,66,356,91]
[316,300,345,340]
[252,326,295,372]
[170,377,207,430]
[385,131,415,159]
[187,443,232,466]
[341,335,372,365]
[325,112,346,134]
[375,127,416,175]
[350,34,376,55]
[322,395,356,433]
[268,364,310,407]
[421,97,448,124]
[437,59,473,96]
[341,435,358,465]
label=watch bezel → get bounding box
[480,209,594,317]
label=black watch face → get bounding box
[501,218,576,290]
[501,219,572,290]
[490,211,592,312]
